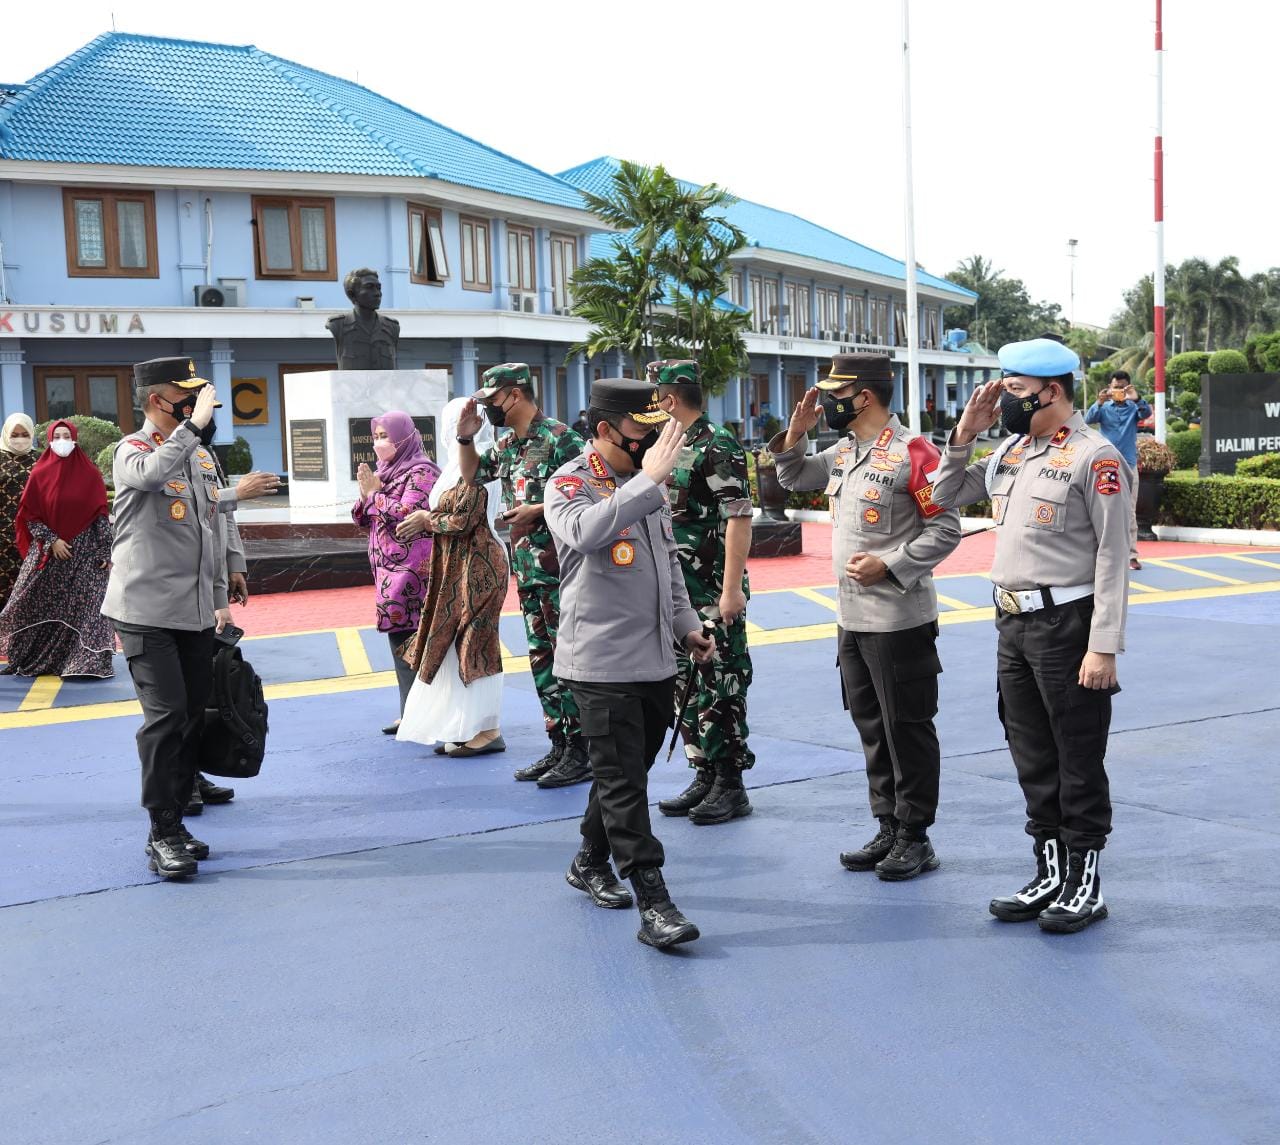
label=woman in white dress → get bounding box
[395,398,509,755]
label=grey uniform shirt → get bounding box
[544,447,700,683]
[769,416,962,633]
[930,412,1131,654]
[213,472,246,575]
[101,419,228,631]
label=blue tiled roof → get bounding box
[559,157,977,301]
[0,33,585,210]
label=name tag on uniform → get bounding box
[824,469,845,496]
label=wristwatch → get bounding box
[456,436,473,446]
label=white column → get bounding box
[0,343,25,420]
[209,340,235,446]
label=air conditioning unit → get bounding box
[194,284,225,308]
[553,305,573,316]
[218,277,247,307]
[510,291,537,313]
[820,329,833,341]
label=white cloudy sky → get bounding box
[1,0,1270,328]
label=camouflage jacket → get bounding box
[666,414,753,605]
[476,413,584,588]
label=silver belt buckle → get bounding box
[996,588,1022,614]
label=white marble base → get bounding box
[284,369,448,524]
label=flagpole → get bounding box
[1153,0,1167,442]
[901,0,921,432]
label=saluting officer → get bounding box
[932,337,1130,933]
[770,354,961,879]
[647,359,757,825]
[543,378,715,950]
[102,357,232,880]
[456,364,589,786]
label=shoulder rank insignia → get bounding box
[151,432,165,446]
[610,540,635,566]
[129,439,154,453]
[875,427,895,448]
[169,500,187,521]
[588,452,610,479]
[553,476,585,498]
[1049,426,1071,447]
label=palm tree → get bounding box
[1200,256,1249,350]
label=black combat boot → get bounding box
[565,842,633,909]
[145,811,198,880]
[197,774,235,804]
[874,823,940,881]
[513,731,564,782]
[184,776,204,817]
[840,816,899,871]
[630,868,699,949]
[658,766,714,817]
[989,837,1064,922]
[1038,847,1108,933]
[537,734,592,788]
[688,762,752,825]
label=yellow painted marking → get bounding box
[17,676,63,712]
[790,586,838,611]
[1127,580,1158,593]
[334,627,374,676]
[1220,552,1280,571]
[4,578,1278,730]
[498,639,515,660]
[1141,557,1244,585]
[744,619,765,635]
[935,593,977,610]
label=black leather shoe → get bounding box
[630,867,699,949]
[514,733,564,781]
[197,775,234,804]
[565,851,633,909]
[382,720,401,736]
[176,823,210,860]
[990,838,1064,922]
[537,736,592,788]
[840,816,899,871]
[875,828,940,881]
[184,778,204,817]
[658,767,714,817]
[688,779,752,825]
[146,834,198,879]
[1038,848,1108,933]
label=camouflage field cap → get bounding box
[133,356,222,404]
[646,359,701,387]
[589,378,670,426]
[476,362,534,400]
[817,353,894,390]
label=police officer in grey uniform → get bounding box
[102,357,233,880]
[544,378,715,950]
[770,353,962,879]
[932,337,1131,933]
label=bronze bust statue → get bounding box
[326,268,400,370]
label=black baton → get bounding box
[667,619,716,762]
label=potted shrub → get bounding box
[1135,436,1178,540]
[751,447,790,522]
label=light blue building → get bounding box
[0,32,996,470]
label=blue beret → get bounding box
[997,338,1080,377]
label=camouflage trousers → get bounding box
[517,580,579,736]
[674,607,755,770]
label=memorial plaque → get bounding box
[1199,373,1280,475]
[348,416,437,479]
[289,419,329,482]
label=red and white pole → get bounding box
[1153,0,1167,442]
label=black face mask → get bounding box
[821,391,863,433]
[1000,385,1048,436]
[198,417,217,447]
[157,395,195,422]
[616,427,661,466]
[483,403,507,429]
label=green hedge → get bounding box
[1166,429,1201,470]
[1159,471,1280,530]
[1208,349,1249,374]
[744,449,827,512]
[227,435,254,474]
[1236,452,1280,480]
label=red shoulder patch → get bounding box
[128,439,154,453]
[1093,457,1121,495]
[553,476,585,498]
[906,435,945,518]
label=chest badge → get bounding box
[863,506,882,525]
[166,481,187,493]
[169,500,187,521]
[1034,503,1056,524]
[610,540,635,566]
[863,487,882,502]
[1048,445,1076,469]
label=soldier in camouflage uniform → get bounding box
[649,360,756,825]
[457,364,591,787]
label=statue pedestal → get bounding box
[283,369,448,524]
[749,517,803,558]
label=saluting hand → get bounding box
[784,388,820,450]
[456,398,485,440]
[954,381,1004,445]
[191,386,218,430]
[640,418,687,485]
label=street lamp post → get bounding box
[1068,238,1078,326]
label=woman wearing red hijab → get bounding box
[0,420,115,678]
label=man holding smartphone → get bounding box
[456,364,589,786]
[103,357,234,880]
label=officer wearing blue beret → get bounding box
[932,337,1131,933]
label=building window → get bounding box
[252,196,336,280]
[460,217,491,291]
[816,288,841,339]
[922,306,940,348]
[408,204,448,285]
[894,306,907,346]
[845,295,865,340]
[62,189,158,278]
[550,233,577,314]
[751,275,779,334]
[869,298,889,344]
[507,224,536,300]
[729,272,745,309]
[35,366,139,432]
[785,282,811,338]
